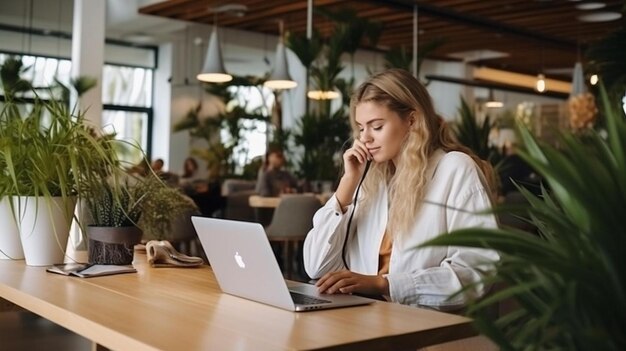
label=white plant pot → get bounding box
[14,196,77,266]
[0,197,23,260]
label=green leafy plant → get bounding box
[422,86,626,350]
[136,176,199,240]
[453,96,502,165]
[174,76,270,180]
[382,39,443,77]
[0,57,32,101]
[287,8,380,182]
[54,76,98,102]
[293,109,351,181]
[1,96,118,201]
[316,7,383,80]
[85,173,199,240]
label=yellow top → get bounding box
[378,229,393,275]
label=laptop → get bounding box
[192,216,374,312]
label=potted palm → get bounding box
[422,86,625,350]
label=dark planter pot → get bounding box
[87,226,142,265]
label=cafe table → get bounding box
[248,193,332,208]
[0,253,477,350]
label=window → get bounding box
[221,85,274,173]
[102,110,149,166]
[102,65,152,107]
[0,53,154,163]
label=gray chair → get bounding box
[265,195,322,279]
[223,189,256,222]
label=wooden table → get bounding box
[249,193,332,208]
[0,254,476,350]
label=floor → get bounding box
[0,308,91,351]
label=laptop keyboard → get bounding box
[290,291,331,305]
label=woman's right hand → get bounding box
[343,139,372,180]
[334,140,372,211]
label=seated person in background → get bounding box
[129,159,150,177]
[180,157,202,184]
[255,149,298,197]
[151,158,164,173]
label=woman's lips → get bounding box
[368,147,380,155]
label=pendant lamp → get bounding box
[535,73,546,93]
[197,25,232,83]
[264,21,297,90]
[485,89,503,108]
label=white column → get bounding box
[70,0,105,127]
[152,43,173,170]
[67,0,105,256]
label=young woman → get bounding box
[303,69,499,310]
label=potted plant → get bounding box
[84,172,199,265]
[83,178,144,265]
[422,86,625,350]
[135,175,200,242]
[0,97,118,266]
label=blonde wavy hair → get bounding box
[349,69,495,237]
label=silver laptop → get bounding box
[192,216,374,311]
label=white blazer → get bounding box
[303,150,500,310]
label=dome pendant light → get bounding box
[485,89,503,108]
[264,21,297,90]
[197,25,232,83]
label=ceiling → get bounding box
[139,0,624,80]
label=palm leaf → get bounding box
[420,85,626,350]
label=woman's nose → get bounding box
[360,129,373,143]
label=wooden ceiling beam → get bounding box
[369,0,577,50]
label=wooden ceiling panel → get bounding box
[139,0,623,78]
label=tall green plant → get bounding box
[383,39,443,76]
[174,76,270,179]
[453,96,501,164]
[316,7,383,79]
[2,97,117,199]
[0,57,32,101]
[422,86,626,350]
[294,109,350,181]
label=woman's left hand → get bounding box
[316,270,389,296]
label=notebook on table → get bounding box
[191,216,374,312]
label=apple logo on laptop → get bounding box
[234,252,246,268]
